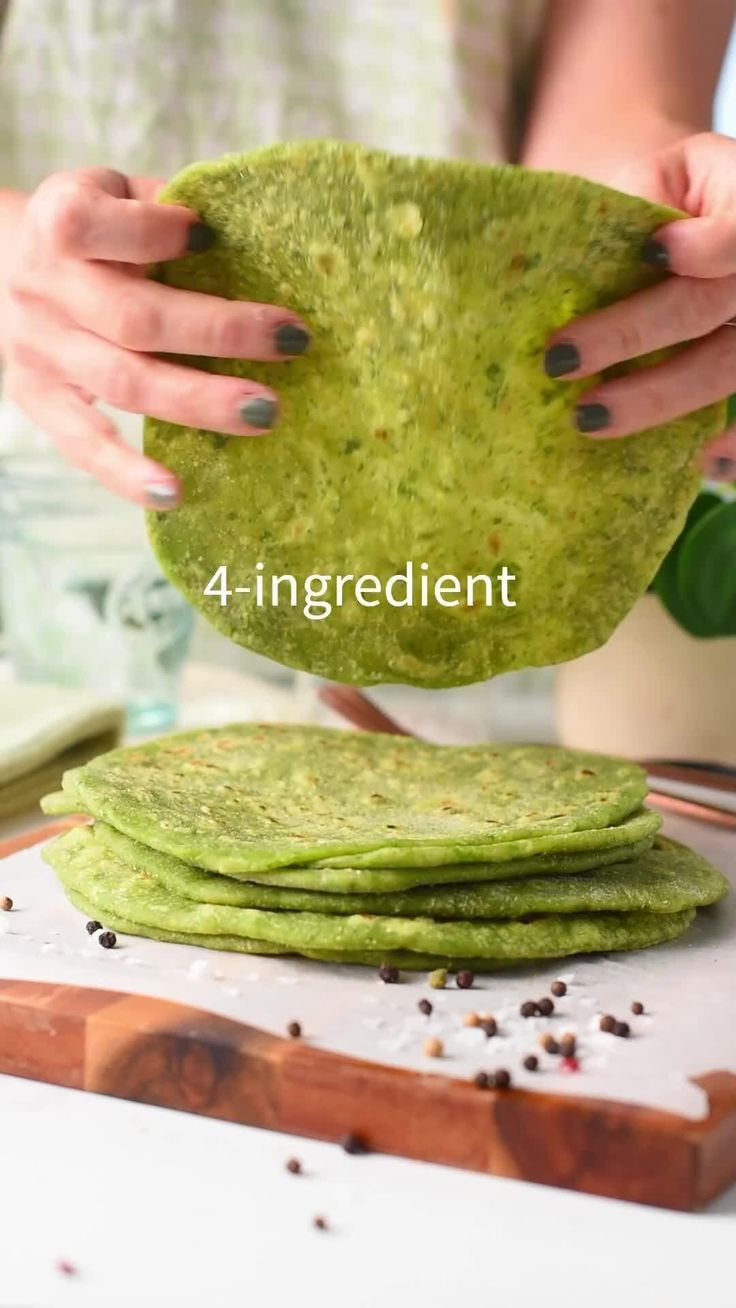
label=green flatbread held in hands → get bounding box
[42,725,650,874]
[93,822,727,918]
[45,825,697,968]
[144,140,723,687]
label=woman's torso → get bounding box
[0,0,546,186]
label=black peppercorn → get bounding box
[456,969,474,990]
[341,1132,368,1155]
[481,1017,497,1038]
[550,980,567,997]
[491,1068,512,1089]
[520,1001,538,1018]
[614,1021,631,1039]
[98,930,116,949]
[537,997,554,1017]
[378,962,399,984]
[599,1014,616,1033]
[418,998,433,1016]
[313,1215,329,1231]
[85,919,101,934]
[287,1021,302,1038]
[631,1001,644,1016]
[523,1054,539,1072]
[286,1157,302,1175]
[473,1071,490,1089]
[559,1034,577,1058]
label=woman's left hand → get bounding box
[544,132,736,480]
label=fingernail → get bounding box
[145,481,181,509]
[186,221,215,253]
[575,402,611,434]
[240,396,277,429]
[708,455,736,481]
[274,322,310,356]
[642,237,669,270]
[544,342,581,378]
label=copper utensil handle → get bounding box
[643,760,736,796]
[318,684,410,736]
[0,815,88,861]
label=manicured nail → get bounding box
[642,237,669,270]
[575,402,611,434]
[240,396,277,429]
[544,342,581,378]
[274,322,310,356]
[186,221,215,253]
[708,455,736,481]
[145,481,181,509]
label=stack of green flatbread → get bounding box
[41,725,727,971]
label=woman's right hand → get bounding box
[3,167,310,508]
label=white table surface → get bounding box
[0,666,734,1306]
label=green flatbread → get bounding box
[94,822,727,918]
[45,825,696,965]
[45,726,650,874]
[144,141,723,687]
[94,815,658,893]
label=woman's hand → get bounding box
[3,167,310,508]
[544,132,736,481]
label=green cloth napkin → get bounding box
[0,684,123,819]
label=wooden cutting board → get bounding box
[1,820,735,1212]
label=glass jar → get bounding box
[0,452,194,734]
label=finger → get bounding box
[544,272,736,380]
[572,325,736,440]
[646,215,736,280]
[28,323,281,434]
[5,369,181,509]
[54,261,310,359]
[27,167,210,264]
[699,425,736,481]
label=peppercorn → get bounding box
[523,1054,539,1072]
[491,1068,511,1089]
[520,1001,538,1018]
[98,930,116,949]
[1,896,13,912]
[378,962,399,984]
[341,1132,368,1155]
[287,1021,302,1038]
[456,969,474,990]
[423,1036,444,1058]
[560,1056,580,1073]
[539,1032,559,1052]
[463,1011,481,1027]
[631,1001,644,1016]
[428,968,448,990]
[473,1071,490,1089]
[286,1157,302,1175]
[418,998,433,1016]
[313,1215,329,1231]
[85,919,101,934]
[550,980,567,997]
[537,997,554,1017]
[56,1259,77,1277]
[599,1014,616,1033]
[614,1021,631,1039]
[559,1034,577,1057]
[481,1017,497,1038]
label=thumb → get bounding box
[644,133,736,279]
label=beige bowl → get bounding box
[555,594,736,764]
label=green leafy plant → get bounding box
[650,486,736,638]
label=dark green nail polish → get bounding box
[544,342,581,378]
[575,402,611,434]
[274,322,311,356]
[710,455,736,480]
[642,237,669,270]
[240,396,277,429]
[186,221,215,253]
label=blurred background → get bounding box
[0,17,735,760]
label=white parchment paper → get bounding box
[0,813,733,1120]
